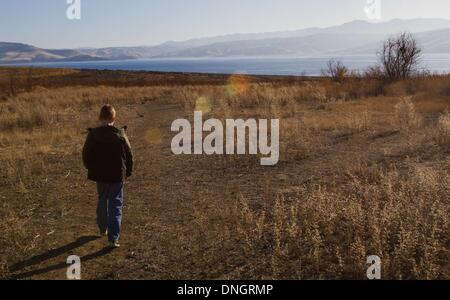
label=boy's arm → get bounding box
[122,132,134,178]
[82,130,94,169]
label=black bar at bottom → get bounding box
[0,280,446,298]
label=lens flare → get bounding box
[225,74,250,97]
[145,128,162,145]
[195,96,213,113]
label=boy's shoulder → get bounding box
[86,126,128,143]
[119,125,127,134]
[87,125,126,133]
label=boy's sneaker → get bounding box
[108,240,120,248]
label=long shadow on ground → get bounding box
[8,236,115,279]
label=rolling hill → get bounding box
[1,18,450,64]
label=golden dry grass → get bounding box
[0,68,448,279]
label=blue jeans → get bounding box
[96,182,124,242]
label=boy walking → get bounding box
[82,105,133,248]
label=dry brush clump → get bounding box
[435,112,450,147]
[394,97,422,132]
[233,161,449,279]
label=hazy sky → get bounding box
[1,0,450,48]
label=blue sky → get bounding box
[1,0,450,48]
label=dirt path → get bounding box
[9,101,195,279]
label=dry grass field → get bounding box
[0,67,448,279]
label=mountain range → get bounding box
[1,18,450,64]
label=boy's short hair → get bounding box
[99,105,116,122]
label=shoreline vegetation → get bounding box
[0,66,449,279]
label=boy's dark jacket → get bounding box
[82,126,133,183]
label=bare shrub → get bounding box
[322,59,349,82]
[363,65,384,79]
[379,32,422,80]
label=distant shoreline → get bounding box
[2,54,449,76]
